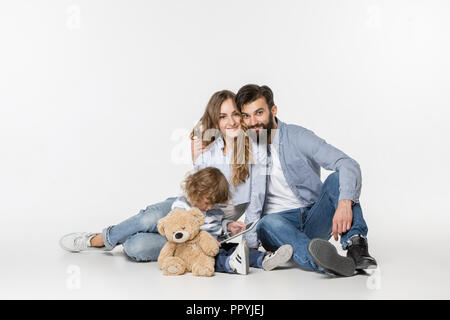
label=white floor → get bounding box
[2,216,450,300]
[2,0,450,301]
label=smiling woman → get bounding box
[218,99,242,139]
[190,90,251,188]
[59,88,266,262]
[58,84,291,276]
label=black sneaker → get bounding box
[346,235,378,270]
[308,238,356,277]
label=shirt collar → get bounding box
[271,117,283,147]
[215,135,225,149]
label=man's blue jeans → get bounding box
[102,197,176,261]
[256,172,369,273]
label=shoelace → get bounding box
[73,234,90,251]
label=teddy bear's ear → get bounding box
[157,216,166,236]
[189,208,205,227]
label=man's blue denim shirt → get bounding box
[193,118,362,248]
[268,118,362,206]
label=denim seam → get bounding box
[299,209,308,232]
[303,189,328,227]
[102,226,115,251]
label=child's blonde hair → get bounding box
[182,167,230,206]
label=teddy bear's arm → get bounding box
[157,242,178,267]
[198,230,220,257]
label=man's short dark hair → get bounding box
[235,84,275,111]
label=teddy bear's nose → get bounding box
[175,232,183,239]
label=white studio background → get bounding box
[1,0,450,298]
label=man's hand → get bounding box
[331,199,354,241]
[227,221,246,236]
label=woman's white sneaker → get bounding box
[262,244,293,271]
[59,232,105,252]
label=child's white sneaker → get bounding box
[59,232,105,252]
[262,244,293,271]
[228,239,249,275]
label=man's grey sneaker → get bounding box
[308,238,356,277]
[229,239,249,275]
[262,244,293,271]
[59,232,105,252]
[346,235,378,270]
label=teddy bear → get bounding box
[157,208,220,276]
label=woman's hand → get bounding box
[227,221,246,236]
[191,136,206,162]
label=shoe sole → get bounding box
[234,241,249,275]
[355,259,378,270]
[308,239,356,277]
[243,241,249,275]
[262,244,293,271]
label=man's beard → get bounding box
[248,112,275,145]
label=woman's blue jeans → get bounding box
[102,197,176,262]
[256,172,369,274]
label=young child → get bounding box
[175,167,293,275]
[59,166,293,274]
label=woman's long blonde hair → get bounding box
[190,90,251,187]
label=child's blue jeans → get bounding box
[215,243,266,273]
[101,197,265,274]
